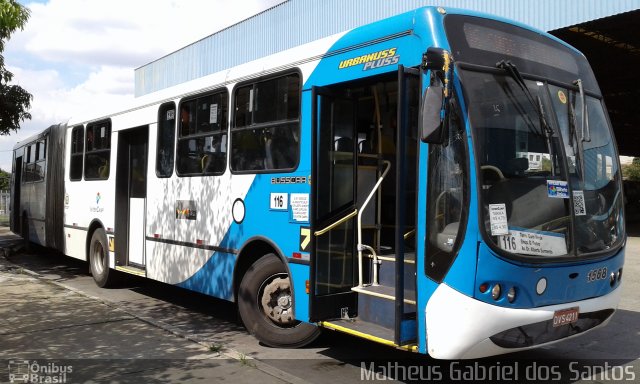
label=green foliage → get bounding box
[0,0,32,135]
[623,158,640,181]
[0,168,9,190]
[0,0,30,44]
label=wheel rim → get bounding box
[92,240,105,276]
[258,272,296,327]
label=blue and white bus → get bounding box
[12,6,625,359]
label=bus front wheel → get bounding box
[89,228,117,288]
[238,254,320,348]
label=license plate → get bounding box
[552,307,579,327]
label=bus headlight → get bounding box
[610,272,616,287]
[491,284,501,300]
[507,287,516,303]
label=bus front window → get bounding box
[466,71,572,258]
[464,69,624,259]
[548,87,624,254]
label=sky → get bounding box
[2,0,286,172]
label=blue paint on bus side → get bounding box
[177,248,236,301]
[178,89,315,317]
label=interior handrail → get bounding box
[314,208,358,236]
[357,160,391,287]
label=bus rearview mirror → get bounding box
[423,47,447,71]
[421,85,445,144]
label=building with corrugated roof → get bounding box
[134,0,640,155]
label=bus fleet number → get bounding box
[586,267,607,282]
[270,193,288,211]
[500,235,517,251]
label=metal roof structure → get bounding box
[134,0,640,97]
[551,9,640,156]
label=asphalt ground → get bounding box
[0,226,639,383]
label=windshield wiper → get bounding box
[573,79,591,143]
[497,60,556,174]
[496,61,553,134]
[568,91,586,184]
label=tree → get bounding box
[623,157,640,181]
[0,0,32,135]
[0,168,9,190]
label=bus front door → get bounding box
[310,87,359,321]
[115,126,148,271]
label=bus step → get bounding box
[320,319,418,352]
[115,265,146,277]
[355,284,416,329]
[376,256,416,290]
[352,285,416,305]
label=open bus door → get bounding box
[310,86,359,321]
[310,67,420,346]
[114,126,148,274]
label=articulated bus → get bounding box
[11,7,625,359]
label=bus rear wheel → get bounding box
[89,228,118,288]
[238,254,320,348]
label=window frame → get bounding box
[175,88,229,177]
[69,125,84,181]
[156,102,177,178]
[22,139,47,184]
[84,119,112,181]
[230,70,302,174]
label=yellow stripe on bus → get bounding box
[319,321,418,352]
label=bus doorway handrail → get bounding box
[357,160,391,288]
[314,208,359,236]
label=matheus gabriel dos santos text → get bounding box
[360,361,636,382]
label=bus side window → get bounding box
[70,125,84,181]
[84,120,111,181]
[176,89,228,177]
[425,96,468,282]
[156,102,176,177]
[230,73,300,172]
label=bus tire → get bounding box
[89,228,117,288]
[238,254,320,348]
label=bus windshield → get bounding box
[464,70,624,259]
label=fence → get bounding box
[0,190,8,216]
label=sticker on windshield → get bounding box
[547,180,569,199]
[558,90,567,104]
[498,227,567,257]
[573,190,586,216]
[489,203,509,236]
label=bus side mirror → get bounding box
[420,85,445,144]
[423,47,447,71]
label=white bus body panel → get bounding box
[425,283,621,359]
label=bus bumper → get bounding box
[425,283,621,359]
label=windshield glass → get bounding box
[548,86,624,254]
[464,70,624,259]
